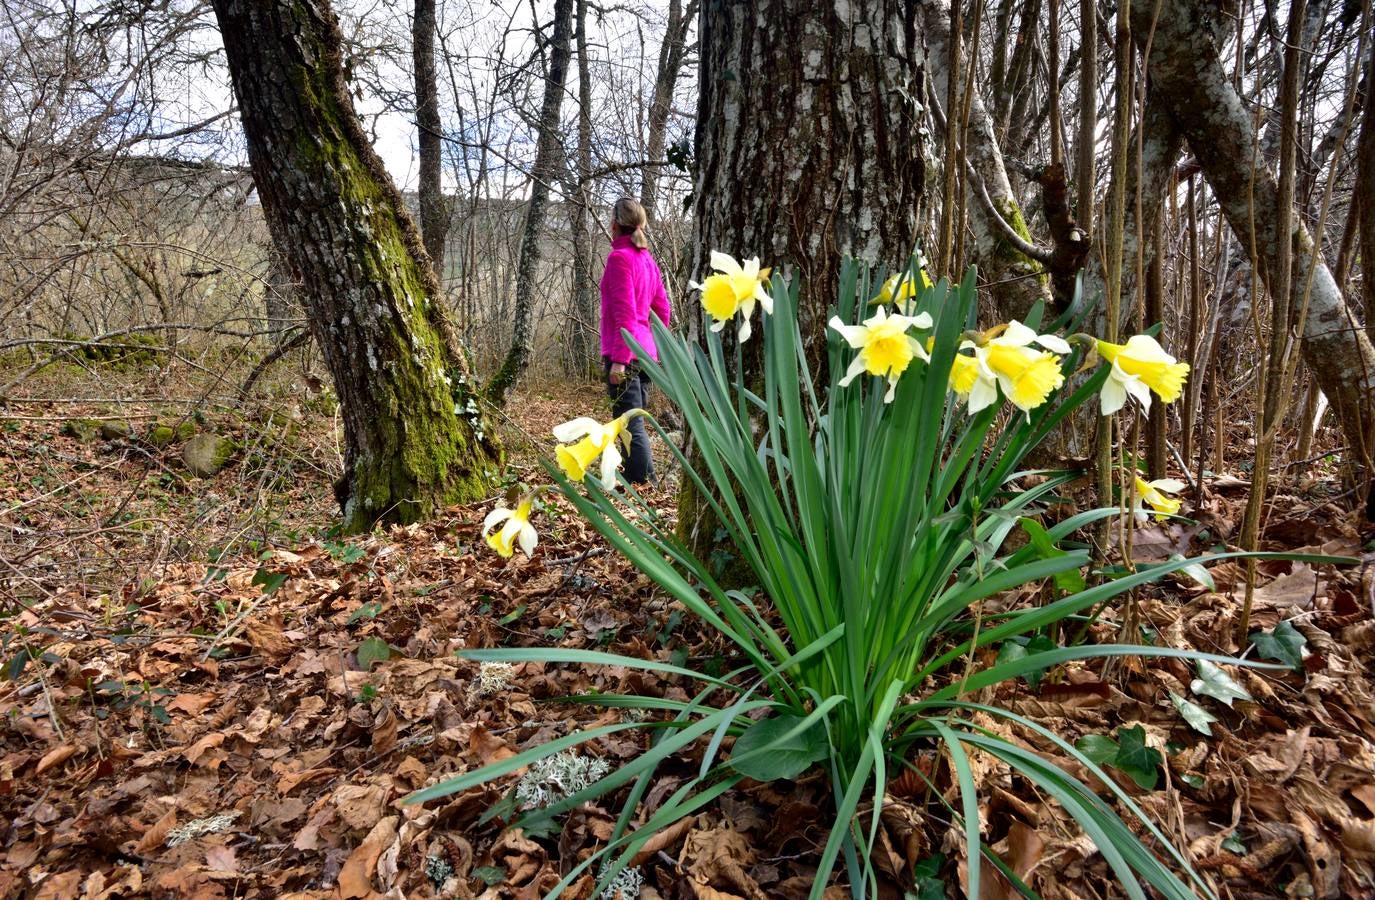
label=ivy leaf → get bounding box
[251,567,288,595]
[912,854,946,899]
[472,865,506,886]
[1249,619,1306,670]
[1170,691,1219,736]
[356,637,391,671]
[347,601,383,625]
[731,713,827,781]
[1113,725,1162,790]
[1190,660,1252,708]
[1074,733,1119,766]
[1020,518,1088,594]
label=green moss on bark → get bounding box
[992,198,1049,287]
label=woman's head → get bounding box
[611,197,648,249]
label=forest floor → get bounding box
[3,355,1375,899]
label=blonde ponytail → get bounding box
[613,197,649,249]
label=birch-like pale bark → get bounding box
[1140,0,1375,478]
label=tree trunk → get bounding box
[681,0,928,565]
[1139,0,1375,481]
[212,0,500,532]
[1357,32,1375,345]
[922,0,1052,320]
[640,0,698,222]
[565,0,598,378]
[486,0,575,405]
[414,0,448,273]
[689,0,927,343]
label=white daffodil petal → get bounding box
[742,257,760,279]
[1000,320,1040,347]
[1151,478,1187,493]
[709,250,744,276]
[829,317,870,349]
[482,507,513,534]
[600,443,622,487]
[1099,378,1128,415]
[883,374,900,404]
[710,319,727,333]
[912,311,934,329]
[552,417,602,442]
[838,353,869,387]
[1035,333,1072,354]
[738,315,753,343]
[1123,334,1174,362]
[968,376,998,413]
[755,282,773,313]
[518,523,538,556]
[1126,377,1153,412]
[907,335,930,362]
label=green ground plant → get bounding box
[408,258,1344,898]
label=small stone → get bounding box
[99,421,133,440]
[60,419,100,442]
[146,425,175,448]
[182,434,235,477]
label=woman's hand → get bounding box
[609,363,627,385]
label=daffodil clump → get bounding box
[422,255,1329,900]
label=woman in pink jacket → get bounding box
[601,198,671,484]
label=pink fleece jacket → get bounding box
[600,234,671,364]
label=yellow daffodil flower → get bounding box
[949,351,980,397]
[483,498,539,558]
[829,306,934,403]
[1131,475,1186,522]
[873,269,933,314]
[965,320,1071,416]
[1097,335,1191,415]
[553,412,640,486]
[690,251,773,342]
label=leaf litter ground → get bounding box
[4,374,1375,898]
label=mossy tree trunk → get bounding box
[680,0,929,570]
[212,0,500,532]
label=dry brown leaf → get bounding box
[34,870,83,900]
[35,743,79,775]
[134,808,178,855]
[204,843,238,873]
[247,619,293,661]
[628,815,696,866]
[336,814,398,899]
[371,706,398,756]
[333,782,390,832]
[467,724,515,765]
[167,692,219,716]
[182,731,227,768]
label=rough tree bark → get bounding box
[564,0,599,378]
[682,0,928,562]
[212,0,500,532]
[1140,0,1375,480]
[640,0,698,222]
[922,0,1052,320]
[414,0,447,271]
[486,0,575,405]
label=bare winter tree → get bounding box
[486,0,575,404]
[211,0,501,532]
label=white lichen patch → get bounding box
[514,750,611,810]
[470,660,516,698]
[166,811,240,847]
[598,864,644,899]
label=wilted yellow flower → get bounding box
[691,251,773,342]
[829,306,934,403]
[965,321,1070,416]
[1131,475,1186,522]
[553,413,637,486]
[483,498,538,558]
[1097,335,1190,415]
